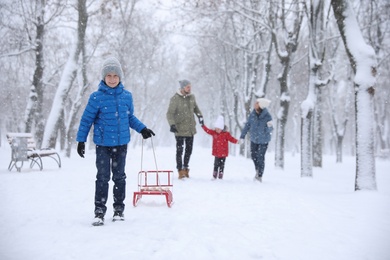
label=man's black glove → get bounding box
[141,127,155,139]
[77,142,85,158]
[170,125,178,133]
[198,116,204,126]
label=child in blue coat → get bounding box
[76,57,155,226]
[240,98,273,182]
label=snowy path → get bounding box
[0,145,389,260]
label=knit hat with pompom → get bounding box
[257,98,271,109]
[101,57,123,81]
[214,115,225,130]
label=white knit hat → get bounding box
[101,57,123,81]
[214,115,224,129]
[257,98,271,109]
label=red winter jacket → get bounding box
[202,125,238,157]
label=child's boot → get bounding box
[212,171,217,179]
[218,171,224,179]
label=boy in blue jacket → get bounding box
[76,57,155,226]
[240,98,273,182]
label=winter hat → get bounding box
[101,57,123,81]
[179,79,191,89]
[214,115,224,130]
[257,98,271,109]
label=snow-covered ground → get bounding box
[0,142,389,260]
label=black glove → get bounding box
[77,142,85,158]
[198,116,204,126]
[141,127,155,139]
[170,125,178,133]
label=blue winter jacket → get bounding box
[76,81,146,147]
[240,108,273,144]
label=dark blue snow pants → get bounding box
[250,142,269,177]
[94,145,127,216]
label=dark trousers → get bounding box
[250,142,269,177]
[95,145,127,215]
[175,136,194,170]
[213,157,226,173]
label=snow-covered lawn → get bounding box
[0,144,389,260]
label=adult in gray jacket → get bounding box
[167,80,203,179]
[240,98,273,182]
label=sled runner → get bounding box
[133,138,173,207]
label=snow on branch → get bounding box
[0,46,35,58]
[342,3,377,88]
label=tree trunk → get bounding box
[271,0,302,169]
[331,0,377,191]
[333,115,348,163]
[313,87,323,167]
[307,0,330,169]
[301,0,331,174]
[65,0,89,157]
[336,135,343,163]
[301,110,313,177]
[275,96,289,169]
[301,60,316,177]
[23,0,45,147]
[42,0,88,149]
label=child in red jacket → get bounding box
[201,115,239,179]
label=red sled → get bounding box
[133,170,173,207]
[133,138,174,207]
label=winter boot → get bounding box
[254,175,262,182]
[254,170,262,182]
[218,172,224,179]
[212,171,218,179]
[113,211,125,222]
[92,213,104,226]
[184,168,190,178]
[178,169,186,179]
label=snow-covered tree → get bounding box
[360,0,390,158]
[328,77,352,163]
[331,0,377,190]
[166,0,273,155]
[22,0,46,140]
[42,0,88,149]
[270,0,303,169]
[300,0,332,177]
[0,0,65,146]
[64,0,89,157]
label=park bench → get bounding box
[6,133,61,172]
